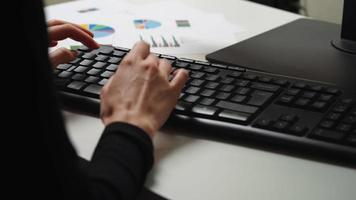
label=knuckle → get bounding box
[121,57,133,66]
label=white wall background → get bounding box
[302,0,343,24]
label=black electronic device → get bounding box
[206,0,356,89]
[54,45,356,165]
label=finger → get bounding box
[49,47,77,67]
[49,41,58,47]
[127,41,150,60]
[158,59,173,78]
[47,19,94,37]
[144,54,160,67]
[48,24,100,49]
[170,69,189,93]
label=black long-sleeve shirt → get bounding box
[17,0,154,199]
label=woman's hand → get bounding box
[100,42,189,137]
[47,19,100,67]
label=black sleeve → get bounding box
[89,122,154,200]
[17,0,155,199]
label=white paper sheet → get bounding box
[45,0,246,55]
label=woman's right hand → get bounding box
[100,42,189,137]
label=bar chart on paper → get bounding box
[139,34,181,48]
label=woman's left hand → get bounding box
[47,19,100,67]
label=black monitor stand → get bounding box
[206,0,356,89]
[332,0,356,54]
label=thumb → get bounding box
[49,47,77,68]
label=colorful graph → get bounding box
[81,24,115,38]
[134,19,161,29]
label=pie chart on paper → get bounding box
[81,24,115,38]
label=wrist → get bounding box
[102,112,155,138]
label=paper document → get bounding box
[46,0,245,55]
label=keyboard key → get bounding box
[216,101,258,114]
[311,129,344,142]
[192,105,218,116]
[203,82,219,89]
[273,79,289,86]
[199,98,215,106]
[95,55,109,62]
[175,62,190,68]
[319,94,333,101]
[221,77,234,84]
[175,101,191,111]
[74,66,88,73]
[203,66,218,74]
[184,95,200,103]
[220,85,235,92]
[294,98,310,107]
[293,82,307,89]
[285,88,300,96]
[83,84,102,96]
[215,92,230,100]
[106,64,118,71]
[113,50,126,57]
[319,120,335,129]
[190,79,205,87]
[98,78,109,86]
[82,52,96,59]
[310,85,324,91]
[67,81,86,91]
[58,71,73,79]
[231,95,247,103]
[247,90,273,106]
[101,71,115,78]
[347,134,356,146]
[218,110,251,123]
[289,124,308,136]
[108,57,122,64]
[80,59,94,66]
[185,86,200,94]
[205,74,220,81]
[189,64,203,71]
[326,112,342,121]
[302,91,317,99]
[57,63,71,70]
[250,83,280,92]
[235,87,250,95]
[343,116,356,124]
[254,118,272,128]
[326,87,341,95]
[71,73,87,81]
[87,68,102,76]
[280,114,298,122]
[200,89,215,97]
[99,48,113,55]
[93,62,107,69]
[336,124,352,132]
[273,121,289,131]
[278,95,294,104]
[311,101,327,111]
[84,76,99,83]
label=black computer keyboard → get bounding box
[53,45,356,163]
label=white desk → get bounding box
[61,0,356,199]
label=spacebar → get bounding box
[216,101,258,114]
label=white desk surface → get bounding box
[61,0,356,200]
